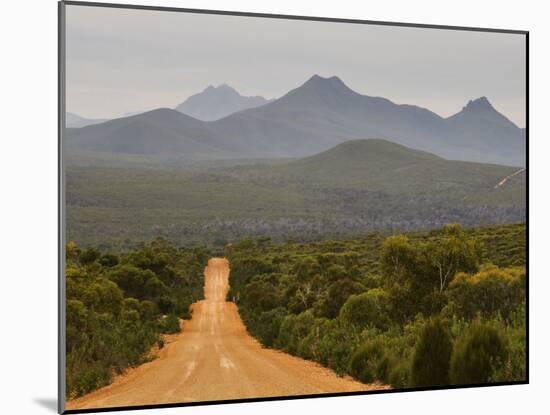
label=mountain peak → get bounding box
[304,74,348,89]
[463,96,494,112]
[175,84,272,121]
[202,83,239,96]
[447,95,521,136]
[274,74,359,108]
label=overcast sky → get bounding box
[65,4,526,127]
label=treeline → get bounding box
[65,238,208,398]
[226,223,526,388]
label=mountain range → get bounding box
[175,84,273,121]
[66,75,525,166]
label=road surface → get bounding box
[494,168,526,188]
[67,258,383,410]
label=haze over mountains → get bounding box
[66,75,525,166]
[66,112,107,128]
[175,84,273,121]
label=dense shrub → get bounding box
[339,289,390,331]
[224,223,526,390]
[277,311,315,354]
[297,318,330,360]
[349,339,386,383]
[388,361,410,388]
[410,319,452,387]
[448,266,525,321]
[450,320,509,384]
[317,319,361,375]
[257,307,288,347]
[323,278,365,318]
[162,313,181,334]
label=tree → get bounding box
[253,307,288,347]
[410,318,453,387]
[381,235,417,286]
[79,247,101,265]
[447,265,525,321]
[109,265,166,301]
[424,224,481,292]
[324,278,365,319]
[99,253,119,268]
[277,311,315,354]
[325,264,348,282]
[339,289,390,331]
[292,257,320,283]
[243,279,279,312]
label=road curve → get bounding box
[67,258,384,410]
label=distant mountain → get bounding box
[209,75,447,159]
[175,84,273,121]
[445,97,525,165]
[66,112,107,128]
[66,75,525,166]
[66,108,239,159]
[211,75,525,165]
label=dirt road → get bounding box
[67,258,383,410]
[494,168,526,188]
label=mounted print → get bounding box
[58,1,528,413]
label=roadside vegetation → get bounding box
[226,222,526,388]
[65,238,208,398]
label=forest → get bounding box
[65,239,208,398]
[226,222,526,388]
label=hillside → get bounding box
[65,74,525,166]
[268,139,525,198]
[66,108,240,159]
[66,139,525,247]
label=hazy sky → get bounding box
[66,4,526,127]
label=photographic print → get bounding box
[59,1,527,413]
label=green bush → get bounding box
[389,361,410,388]
[448,266,526,321]
[324,278,365,319]
[450,320,509,384]
[79,247,101,265]
[162,313,181,334]
[339,289,390,331]
[276,311,315,354]
[410,318,452,387]
[317,319,360,375]
[254,307,288,347]
[349,339,386,383]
